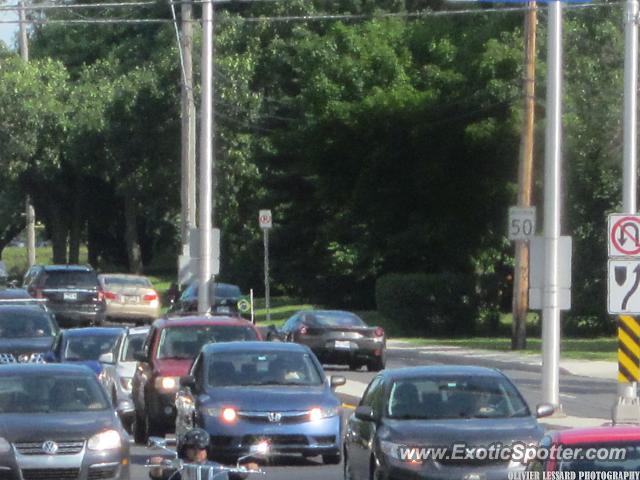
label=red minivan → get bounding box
[131,314,262,443]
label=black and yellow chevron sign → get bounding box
[618,315,640,383]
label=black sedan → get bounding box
[280,310,386,371]
[344,365,554,480]
[0,304,60,364]
[0,363,130,479]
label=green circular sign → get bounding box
[237,299,251,313]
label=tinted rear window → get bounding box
[102,276,152,288]
[306,312,366,328]
[44,271,98,288]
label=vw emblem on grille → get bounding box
[267,412,282,423]
[18,354,29,363]
[42,441,59,455]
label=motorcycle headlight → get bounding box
[309,406,339,422]
[87,430,121,451]
[154,376,179,392]
[0,437,11,454]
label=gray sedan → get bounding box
[0,363,130,480]
[344,365,553,480]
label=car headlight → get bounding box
[309,406,339,422]
[379,440,407,461]
[154,376,179,392]
[98,371,107,383]
[87,430,121,451]
[120,377,133,392]
[204,407,237,423]
[0,437,11,454]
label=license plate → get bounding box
[63,292,77,301]
[335,341,351,350]
[125,296,140,304]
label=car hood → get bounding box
[202,385,338,410]
[0,337,55,354]
[0,411,117,442]
[379,417,544,446]
[154,358,194,377]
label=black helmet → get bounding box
[182,428,210,450]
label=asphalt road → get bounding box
[129,344,618,479]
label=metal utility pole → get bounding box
[19,2,36,268]
[512,1,538,351]
[180,0,197,246]
[541,0,563,409]
[612,0,640,422]
[259,210,273,323]
[197,0,215,313]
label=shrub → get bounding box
[375,273,479,336]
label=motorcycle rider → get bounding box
[149,428,259,480]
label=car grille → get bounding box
[0,353,45,364]
[21,468,79,480]
[435,449,509,467]
[241,435,308,447]
[14,440,84,455]
[0,470,16,480]
[88,465,119,480]
[238,411,310,424]
[311,435,335,445]
[209,436,233,448]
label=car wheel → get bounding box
[323,451,341,465]
[367,354,386,372]
[133,413,147,444]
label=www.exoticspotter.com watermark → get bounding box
[387,442,627,464]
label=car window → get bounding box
[360,376,385,414]
[386,374,529,420]
[180,283,198,301]
[205,351,323,387]
[121,334,146,362]
[214,284,241,298]
[157,325,258,359]
[43,271,98,289]
[0,375,110,413]
[102,276,152,288]
[64,334,120,361]
[0,309,55,338]
[305,312,365,328]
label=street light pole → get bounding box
[197,0,215,313]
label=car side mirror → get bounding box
[355,406,377,422]
[99,352,115,364]
[536,403,555,418]
[180,375,196,389]
[133,352,147,362]
[330,375,346,389]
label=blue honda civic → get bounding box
[177,341,346,464]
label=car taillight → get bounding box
[143,292,158,302]
[298,325,308,335]
[374,327,385,337]
[103,291,117,300]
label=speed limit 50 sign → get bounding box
[508,206,536,241]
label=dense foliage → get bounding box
[0,0,626,333]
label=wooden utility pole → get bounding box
[512,0,537,350]
[180,0,197,246]
[19,2,37,268]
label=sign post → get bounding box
[259,210,272,323]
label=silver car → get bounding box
[99,326,149,430]
[0,363,130,480]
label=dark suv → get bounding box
[23,265,106,327]
[169,282,242,315]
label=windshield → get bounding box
[559,443,640,472]
[101,276,151,288]
[43,271,97,289]
[64,334,119,361]
[180,283,241,301]
[305,312,365,328]
[206,351,323,387]
[157,325,258,359]
[121,334,146,362]
[386,374,530,420]
[0,374,110,413]
[0,310,54,338]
